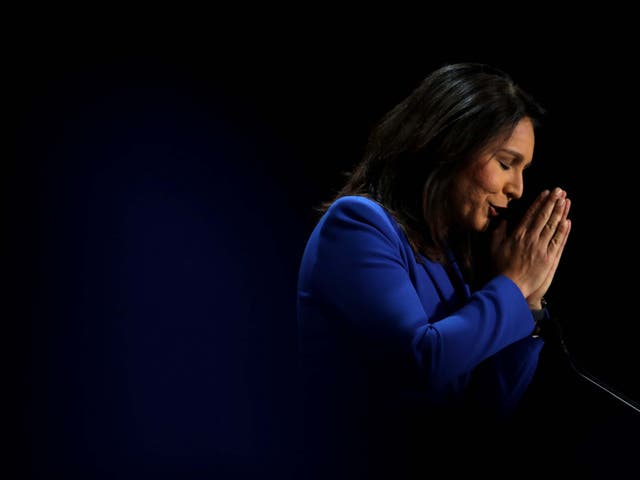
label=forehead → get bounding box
[497,118,535,160]
[462,118,535,173]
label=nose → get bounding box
[505,172,524,202]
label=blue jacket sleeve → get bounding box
[301,197,539,393]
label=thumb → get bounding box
[490,219,507,254]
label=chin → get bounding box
[477,217,491,232]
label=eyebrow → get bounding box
[497,148,533,169]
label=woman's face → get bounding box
[451,117,535,232]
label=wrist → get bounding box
[527,296,547,311]
[530,297,548,338]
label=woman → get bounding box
[296,63,571,478]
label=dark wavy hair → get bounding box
[317,62,545,274]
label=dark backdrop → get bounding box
[6,23,639,479]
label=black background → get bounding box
[6,17,640,479]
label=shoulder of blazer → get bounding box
[327,195,402,239]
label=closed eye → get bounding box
[499,162,510,171]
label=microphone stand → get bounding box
[547,316,640,415]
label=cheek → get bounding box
[473,165,501,193]
[452,162,498,214]
[452,181,481,220]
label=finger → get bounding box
[538,196,567,242]
[546,217,571,279]
[514,189,550,234]
[547,217,571,255]
[538,212,572,294]
[557,218,571,254]
[528,188,565,235]
[562,198,571,221]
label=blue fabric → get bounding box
[296,196,544,476]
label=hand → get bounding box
[490,187,572,301]
[526,194,571,308]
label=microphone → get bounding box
[543,315,640,414]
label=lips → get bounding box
[489,204,508,218]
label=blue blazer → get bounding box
[297,195,543,416]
